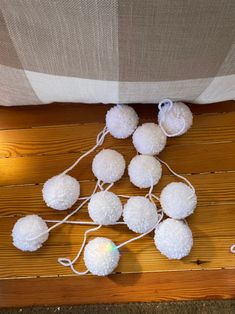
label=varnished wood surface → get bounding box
[0,100,234,307]
[0,269,235,308]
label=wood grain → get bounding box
[0,217,234,278]
[0,142,234,186]
[0,270,235,308]
[0,100,234,130]
[0,172,234,217]
[0,101,234,306]
[0,111,234,158]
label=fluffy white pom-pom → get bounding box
[84,237,120,276]
[154,218,193,259]
[106,104,139,139]
[42,174,80,210]
[123,196,158,233]
[128,155,162,188]
[132,123,167,155]
[92,149,126,183]
[158,102,193,136]
[160,182,197,219]
[88,191,122,225]
[12,215,49,252]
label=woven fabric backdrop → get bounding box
[0,0,234,106]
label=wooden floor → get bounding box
[0,101,234,307]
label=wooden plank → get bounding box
[0,101,234,307]
[0,101,234,131]
[0,142,234,186]
[0,111,234,158]
[0,172,234,217]
[0,269,235,307]
[0,213,234,278]
[1,201,235,239]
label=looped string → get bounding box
[158,98,173,112]
[60,126,109,176]
[58,224,102,275]
[117,210,164,249]
[158,98,186,137]
[230,244,235,253]
[28,180,100,241]
[156,157,195,196]
[58,220,127,276]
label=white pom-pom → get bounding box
[106,104,139,139]
[88,191,122,225]
[160,182,197,219]
[154,218,193,259]
[92,149,126,183]
[123,196,158,233]
[84,237,120,276]
[132,123,167,155]
[12,215,49,252]
[42,174,80,210]
[158,102,193,136]
[128,155,162,188]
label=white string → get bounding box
[151,194,160,201]
[98,181,105,191]
[58,219,127,276]
[145,172,159,204]
[41,180,114,250]
[58,208,164,275]
[69,180,107,200]
[156,156,195,194]
[158,98,186,137]
[230,244,235,253]
[28,180,100,241]
[117,211,164,249]
[78,196,90,200]
[45,219,126,226]
[104,182,114,192]
[58,224,102,267]
[118,194,131,199]
[60,126,109,176]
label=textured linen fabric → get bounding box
[0,0,234,106]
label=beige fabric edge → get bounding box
[25,70,235,105]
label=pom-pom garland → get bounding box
[133,123,166,155]
[160,182,197,219]
[12,99,209,277]
[88,191,122,225]
[158,99,193,137]
[154,218,193,259]
[123,196,158,233]
[42,174,80,210]
[92,149,126,184]
[106,104,139,139]
[12,215,49,252]
[128,155,162,188]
